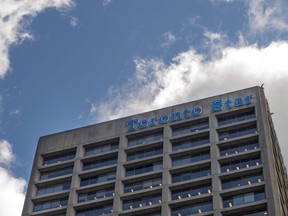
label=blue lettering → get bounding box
[126,119,138,131]
[150,117,158,127]
[212,99,223,112]
[234,98,244,107]
[225,99,232,109]
[183,108,190,118]
[138,120,149,129]
[191,107,202,116]
[245,95,253,104]
[159,115,169,124]
[171,112,182,121]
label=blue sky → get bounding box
[1,0,288,215]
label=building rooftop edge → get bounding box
[39,85,262,140]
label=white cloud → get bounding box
[90,41,288,167]
[204,31,223,41]
[70,16,79,27]
[161,32,177,48]
[0,139,26,216]
[0,140,14,164]
[247,0,288,34]
[9,108,21,116]
[0,0,75,79]
[102,0,113,7]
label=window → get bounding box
[172,167,211,183]
[124,178,162,193]
[37,182,70,196]
[122,194,162,210]
[126,162,162,177]
[223,190,265,208]
[172,151,210,167]
[172,136,210,151]
[220,140,259,156]
[76,204,113,216]
[43,151,75,165]
[40,167,73,180]
[172,183,212,200]
[128,133,163,147]
[80,172,116,187]
[219,125,257,141]
[33,198,68,212]
[78,187,114,203]
[171,201,213,216]
[236,209,268,216]
[218,109,255,126]
[82,156,117,171]
[127,147,163,161]
[220,156,261,173]
[222,173,264,190]
[172,120,209,137]
[85,142,118,157]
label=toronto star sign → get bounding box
[126,95,253,132]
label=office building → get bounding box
[22,86,288,216]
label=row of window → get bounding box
[41,109,256,167]
[38,153,262,194]
[33,189,267,213]
[37,168,264,200]
[39,139,260,182]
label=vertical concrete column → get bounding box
[22,147,43,216]
[161,125,172,216]
[210,113,222,216]
[66,145,83,216]
[256,88,281,216]
[112,135,127,215]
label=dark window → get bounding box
[218,110,256,126]
[75,204,113,216]
[172,121,209,137]
[127,147,163,161]
[78,187,114,203]
[40,167,73,180]
[219,125,257,141]
[172,167,211,183]
[222,173,264,190]
[33,198,68,212]
[223,190,265,208]
[221,156,261,173]
[171,202,213,216]
[126,162,162,177]
[128,133,163,147]
[124,178,162,193]
[37,182,70,196]
[172,136,210,151]
[172,183,212,200]
[123,194,162,210]
[172,151,210,167]
[85,143,118,157]
[82,156,117,171]
[220,140,259,156]
[234,209,268,216]
[43,151,75,165]
[80,172,116,187]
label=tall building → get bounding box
[22,86,288,216]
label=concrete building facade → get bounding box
[22,86,288,216]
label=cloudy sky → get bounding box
[1,0,288,215]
